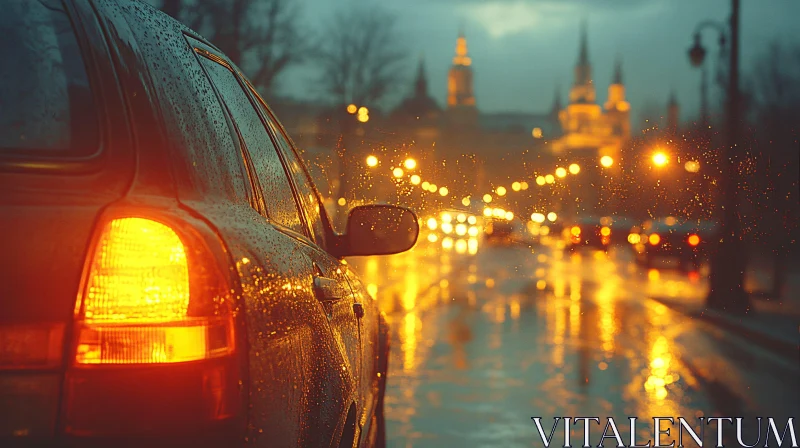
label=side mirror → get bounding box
[340,205,419,257]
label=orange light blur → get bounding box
[688,234,700,246]
[649,233,661,245]
[600,226,611,237]
[75,218,229,364]
[570,226,581,237]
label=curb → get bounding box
[650,297,799,360]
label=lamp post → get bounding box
[688,0,749,313]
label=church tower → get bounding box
[569,21,595,104]
[447,29,475,108]
[604,58,630,138]
[667,90,679,133]
[446,28,478,127]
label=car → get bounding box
[564,216,613,251]
[423,209,482,255]
[484,217,528,246]
[0,1,419,447]
[636,218,717,270]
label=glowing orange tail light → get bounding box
[570,226,581,237]
[74,217,232,364]
[688,234,700,246]
[600,226,611,237]
[649,233,661,245]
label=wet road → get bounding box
[349,238,799,448]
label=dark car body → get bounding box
[639,219,717,269]
[484,218,526,246]
[564,216,613,250]
[0,1,413,447]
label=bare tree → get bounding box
[315,6,407,107]
[747,41,800,296]
[156,0,306,96]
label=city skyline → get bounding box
[281,0,800,125]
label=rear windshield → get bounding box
[0,0,98,158]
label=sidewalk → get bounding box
[650,293,799,359]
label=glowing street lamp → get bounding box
[512,181,521,192]
[366,155,378,167]
[536,176,546,186]
[652,151,669,167]
[545,174,555,184]
[496,186,507,196]
[483,193,493,203]
[569,163,581,174]
[403,158,417,170]
[684,160,701,173]
[392,167,404,178]
[600,156,614,168]
[439,186,449,196]
[555,167,567,178]
[410,174,421,185]
[346,104,357,114]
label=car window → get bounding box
[0,0,97,157]
[198,55,305,235]
[261,106,328,248]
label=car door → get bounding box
[242,81,366,422]
[190,39,362,446]
[249,96,379,436]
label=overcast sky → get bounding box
[279,0,800,124]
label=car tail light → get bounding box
[649,233,661,245]
[571,226,581,236]
[600,226,611,237]
[688,234,700,246]
[64,215,240,437]
[74,217,232,364]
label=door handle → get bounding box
[313,276,348,302]
[353,303,365,319]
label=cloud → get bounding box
[454,0,666,39]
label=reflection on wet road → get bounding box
[349,239,799,448]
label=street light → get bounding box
[688,0,748,312]
[652,151,669,167]
[569,163,581,174]
[684,160,701,173]
[366,155,378,167]
[600,156,614,168]
[392,167,404,178]
[555,167,567,178]
[404,158,417,170]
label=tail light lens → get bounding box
[74,217,233,364]
[64,215,239,437]
[688,234,700,246]
[649,233,661,245]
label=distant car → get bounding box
[484,218,516,245]
[637,218,717,269]
[564,216,613,251]
[423,209,481,255]
[0,1,419,447]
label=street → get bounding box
[350,239,799,448]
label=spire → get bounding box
[668,89,678,107]
[550,85,562,117]
[414,55,428,97]
[578,19,589,67]
[573,20,591,87]
[612,57,623,85]
[453,27,471,66]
